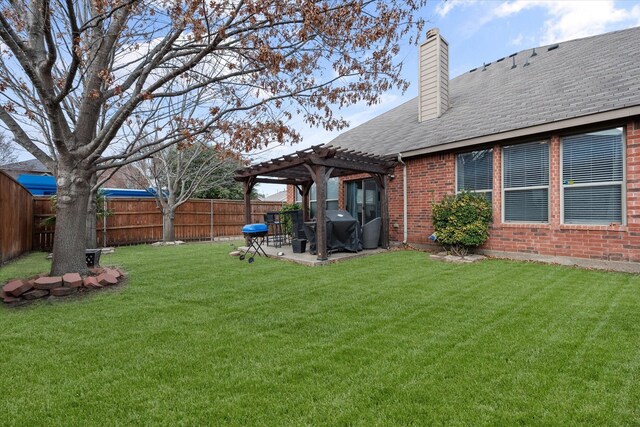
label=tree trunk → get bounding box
[51,167,92,276]
[86,173,98,249]
[163,210,176,242]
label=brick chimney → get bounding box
[418,28,449,122]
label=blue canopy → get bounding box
[17,174,56,195]
[17,174,155,198]
[101,188,156,198]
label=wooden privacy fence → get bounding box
[0,171,33,264]
[33,197,283,251]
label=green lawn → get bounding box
[1,244,640,425]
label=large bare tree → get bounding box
[0,0,425,275]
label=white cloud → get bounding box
[538,1,627,45]
[486,1,638,45]
[435,0,478,18]
[633,4,640,25]
[493,0,535,17]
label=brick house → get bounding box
[287,26,640,265]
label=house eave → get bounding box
[400,105,640,158]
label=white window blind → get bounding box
[562,128,624,224]
[309,178,339,217]
[456,149,493,203]
[503,141,549,223]
[326,178,339,210]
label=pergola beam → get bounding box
[235,145,394,181]
[306,155,390,175]
[235,145,397,260]
[252,177,309,186]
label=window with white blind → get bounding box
[562,128,624,225]
[308,178,339,218]
[456,149,493,203]
[503,141,549,223]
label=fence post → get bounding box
[210,199,214,241]
[103,197,108,248]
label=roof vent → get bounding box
[469,67,477,73]
[530,48,537,57]
[482,62,487,71]
[523,56,530,67]
[547,44,559,51]
[509,52,517,58]
[511,56,517,69]
[496,57,505,62]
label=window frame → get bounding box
[344,178,380,225]
[307,178,340,218]
[454,148,494,203]
[559,127,626,226]
[501,140,551,224]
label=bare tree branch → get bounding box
[0,0,426,273]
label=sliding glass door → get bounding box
[345,179,380,225]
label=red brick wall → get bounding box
[286,185,296,204]
[386,154,455,245]
[387,120,640,262]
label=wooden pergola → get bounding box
[235,145,397,261]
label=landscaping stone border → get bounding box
[429,251,486,263]
[2,267,127,307]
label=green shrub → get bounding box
[431,192,492,257]
[40,190,112,227]
[280,202,301,235]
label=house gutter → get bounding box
[397,153,408,245]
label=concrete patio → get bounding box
[237,241,388,266]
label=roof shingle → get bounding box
[1,159,49,173]
[328,26,640,156]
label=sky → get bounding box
[255,0,640,196]
[9,0,640,196]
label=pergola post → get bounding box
[315,166,327,261]
[373,174,390,249]
[306,165,333,261]
[234,145,397,258]
[301,181,312,221]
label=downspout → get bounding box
[397,153,408,245]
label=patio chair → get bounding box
[361,217,382,249]
[264,212,284,248]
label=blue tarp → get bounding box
[17,174,56,195]
[101,188,156,198]
[17,174,156,198]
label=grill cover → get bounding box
[242,223,268,234]
[304,210,361,254]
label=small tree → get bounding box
[192,156,247,200]
[41,191,112,229]
[0,134,17,165]
[432,192,492,257]
[280,202,301,235]
[133,143,242,242]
